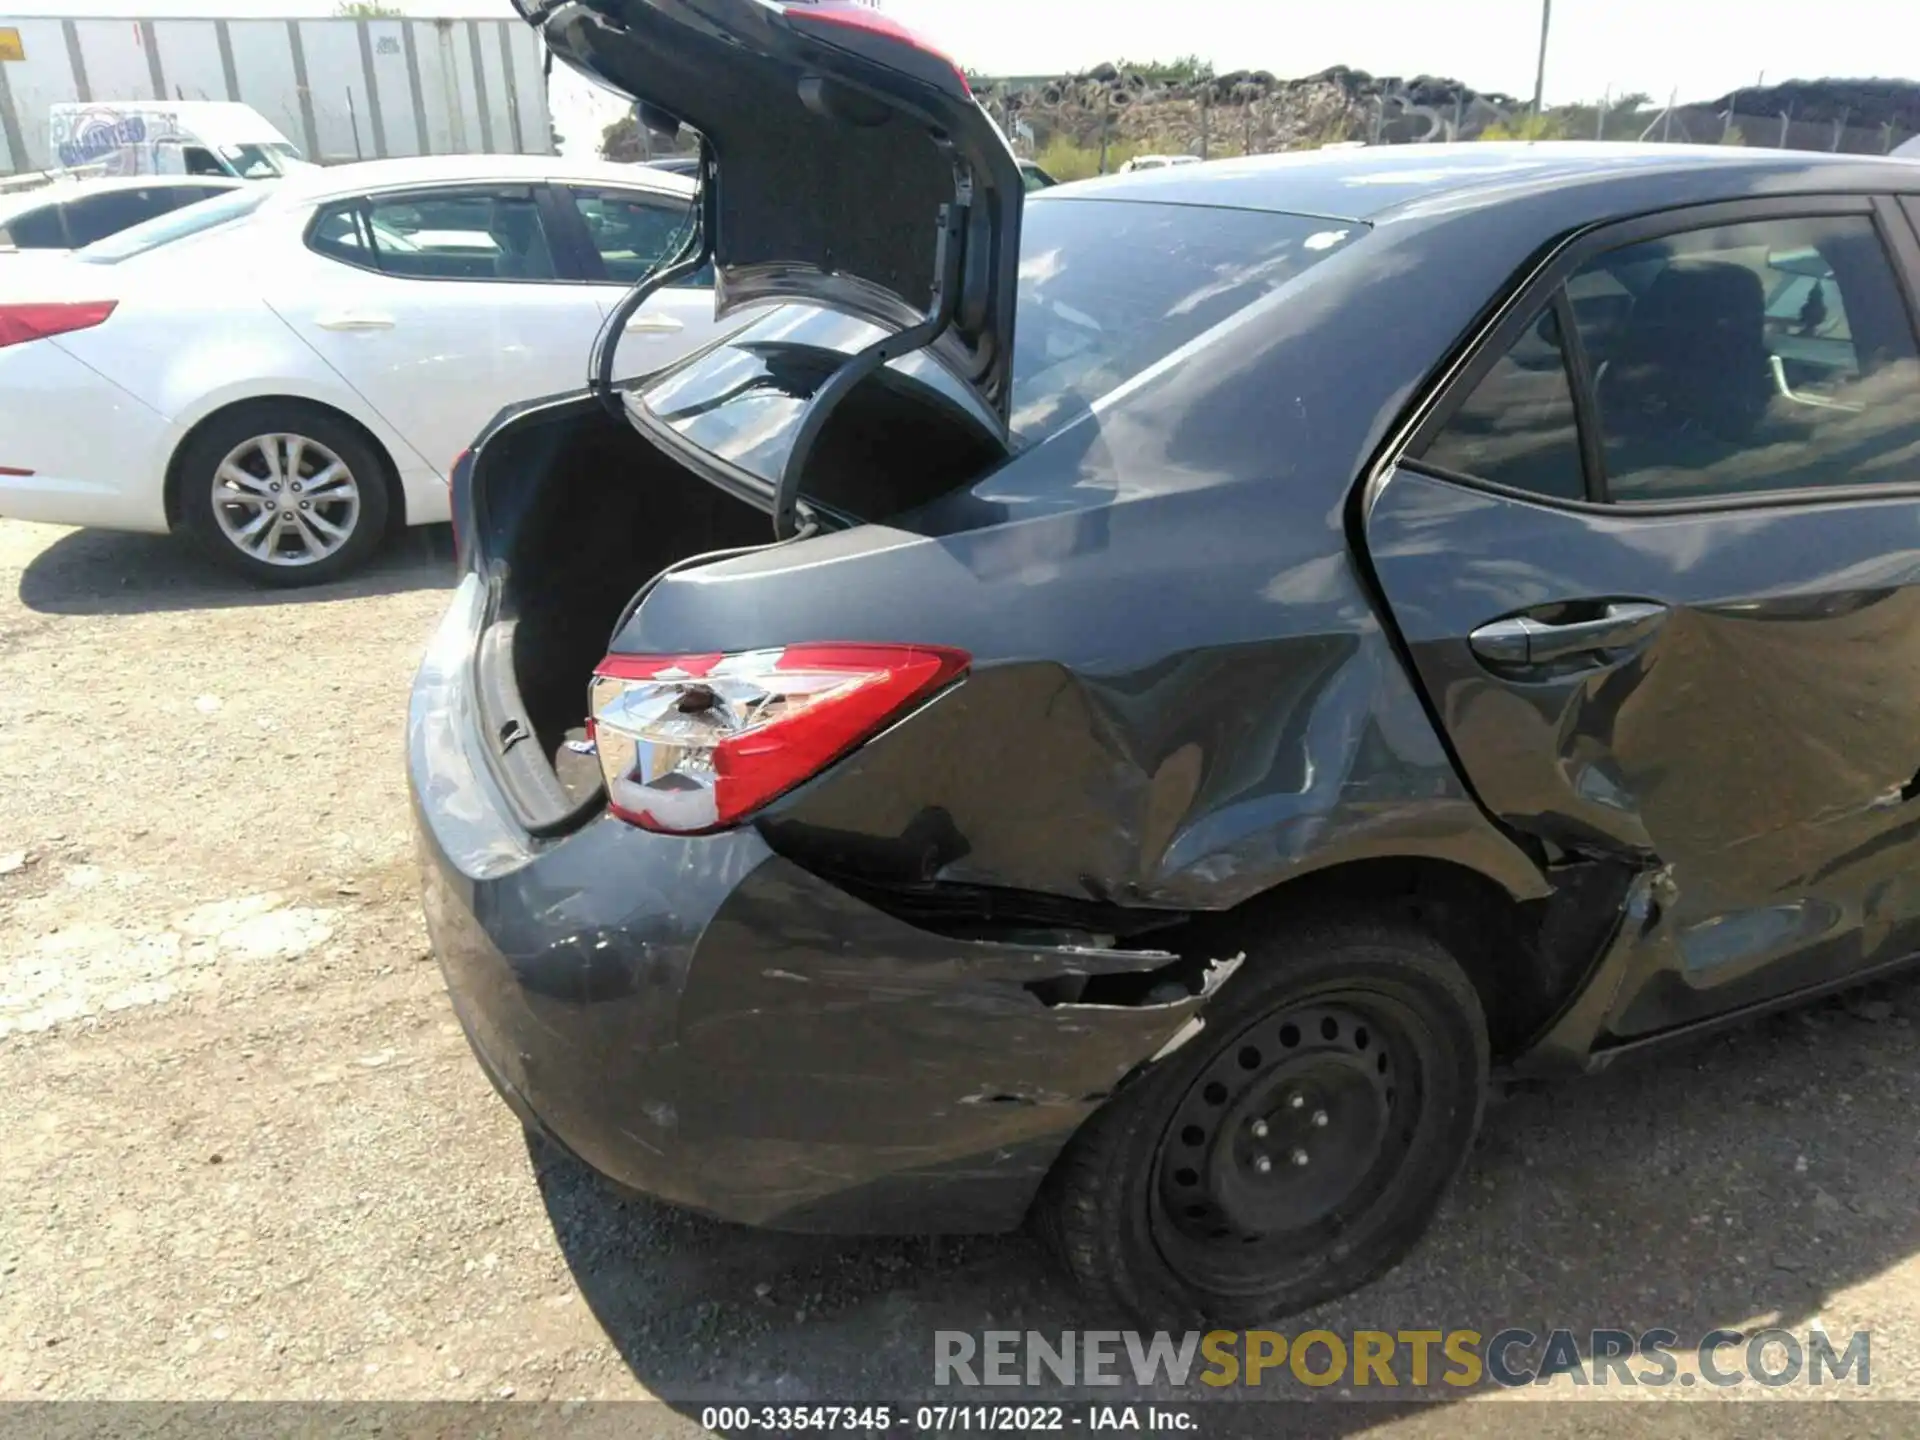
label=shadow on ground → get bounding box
[16,525,456,615]
[533,972,1920,1417]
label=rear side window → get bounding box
[1423,308,1587,502]
[310,188,558,282]
[569,188,703,286]
[1422,210,1920,505]
[1573,214,1920,503]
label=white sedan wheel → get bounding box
[210,432,362,567]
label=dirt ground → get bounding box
[5,516,1920,1430]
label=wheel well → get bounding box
[1186,856,1595,1061]
[163,397,407,533]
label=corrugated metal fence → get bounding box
[0,15,553,175]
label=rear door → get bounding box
[1365,195,1920,1039]
[266,182,606,474]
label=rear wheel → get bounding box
[1037,912,1487,1325]
[177,404,390,586]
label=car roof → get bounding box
[1048,141,1920,223]
[277,154,696,204]
[0,173,243,222]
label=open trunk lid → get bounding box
[524,0,1023,420]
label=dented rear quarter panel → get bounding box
[421,153,1920,1236]
[615,155,1920,1062]
[617,207,1568,912]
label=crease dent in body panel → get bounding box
[961,952,1245,1109]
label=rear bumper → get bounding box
[409,576,1226,1233]
[0,341,173,533]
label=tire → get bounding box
[1036,910,1488,1326]
[176,403,391,587]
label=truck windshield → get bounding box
[80,185,270,263]
[219,143,303,179]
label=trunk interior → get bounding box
[469,385,999,829]
[472,402,767,824]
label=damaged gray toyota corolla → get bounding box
[409,0,1920,1323]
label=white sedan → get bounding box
[0,155,736,584]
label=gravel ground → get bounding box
[4,516,1920,1430]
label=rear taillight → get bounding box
[589,643,969,833]
[0,301,117,350]
[780,1,971,96]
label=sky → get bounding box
[15,0,1920,154]
[18,0,1920,104]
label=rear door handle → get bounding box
[626,312,684,334]
[1470,602,1669,666]
[315,311,396,331]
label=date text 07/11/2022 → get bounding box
[699,1404,1195,1432]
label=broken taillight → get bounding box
[589,643,968,833]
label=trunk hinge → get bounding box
[587,135,720,419]
[768,150,973,539]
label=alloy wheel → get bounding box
[210,433,361,567]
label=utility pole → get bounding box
[1531,0,1552,113]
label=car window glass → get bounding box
[1419,307,1588,502]
[79,184,270,263]
[309,202,379,271]
[62,188,180,247]
[639,203,1366,461]
[571,189,701,285]
[182,146,229,177]
[0,203,68,249]
[353,189,557,281]
[1569,214,1920,503]
[1008,201,1361,441]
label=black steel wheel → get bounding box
[1037,910,1487,1325]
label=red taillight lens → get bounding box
[0,301,117,350]
[780,1,971,96]
[589,643,969,833]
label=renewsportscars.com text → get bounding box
[933,1327,1870,1390]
